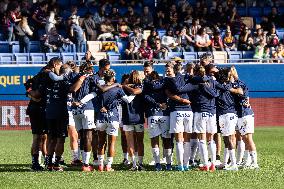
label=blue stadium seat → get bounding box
[117,40,128,55]
[63,44,76,53]
[242,51,254,62]
[61,53,76,63]
[157,29,166,38]
[255,17,262,24]
[118,7,128,15]
[0,42,11,53]
[263,7,271,15]
[278,7,284,15]
[14,53,30,64]
[76,53,85,65]
[107,52,120,63]
[77,7,88,17]
[276,29,284,40]
[197,51,208,58]
[30,41,41,53]
[30,53,46,64]
[46,53,61,61]
[183,52,198,62]
[228,51,242,63]
[237,7,246,16]
[249,7,262,17]
[166,52,183,59]
[0,53,14,64]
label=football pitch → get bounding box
[0,127,283,189]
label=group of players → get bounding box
[25,53,258,172]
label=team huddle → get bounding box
[25,53,258,172]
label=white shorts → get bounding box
[219,113,238,136]
[238,115,255,135]
[236,117,242,131]
[170,111,193,134]
[123,124,144,132]
[96,120,120,136]
[147,116,171,138]
[68,111,75,126]
[193,112,217,134]
[73,110,95,131]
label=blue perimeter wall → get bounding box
[0,63,284,100]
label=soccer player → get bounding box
[164,62,196,171]
[231,66,259,169]
[122,70,145,171]
[144,71,172,171]
[96,69,135,171]
[216,67,243,171]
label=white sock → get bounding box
[176,141,184,166]
[106,157,113,166]
[183,142,190,167]
[38,151,42,164]
[82,151,91,165]
[138,156,144,165]
[189,139,199,161]
[152,148,160,164]
[237,140,245,164]
[229,149,237,166]
[72,149,79,161]
[243,150,251,165]
[123,153,128,160]
[131,155,136,167]
[164,148,172,164]
[135,152,138,157]
[250,151,258,165]
[224,148,229,165]
[97,155,104,166]
[52,153,56,163]
[208,140,216,165]
[199,140,209,166]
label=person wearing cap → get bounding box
[164,61,197,171]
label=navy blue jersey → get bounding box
[193,76,218,114]
[143,78,169,117]
[72,76,97,110]
[45,78,70,119]
[121,84,144,125]
[165,73,196,112]
[216,82,237,115]
[233,80,254,117]
[97,87,126,122]
[92,73,104,112]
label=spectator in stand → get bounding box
[32,1,48,29]
[3,2,21,45]
[125,41,139,60]
[116,20,131,41]
[227,6,242,36]
[223,29,237,51]
[254,28,267,46]
[177,26,194,52]
[147,28,159,49]
[141,6,154,29]
[260,16,270,32]
[266,25,279,51]
[45,11,57,33]
[211,31,224,51]
[153,38,167,59]
[124,6,140,29]
[238,26,252,51]
[161,28,181,52]
[82,12,97,41]
[272,44,284,63]
[97,20,115,41]
[198,6,211,26]
[93,6,106,25]
[253,38,266,60]
[211,4,227,28]
[154,9,167,29]
[138,39,153,60]
[109,7,120,27]
[42,27,71,52]
[189,18,201,39]
[15,15,33,53]
[20,0,31,16]
[263,46,271,63]
[70,15,85,52]
[195,27,211,52]
[268,7,281,27]
[182,6,194,26]
[81,50,96,64]
[129,26,143,50]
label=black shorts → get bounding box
[28,109,47,135]
[46,117,68,138]
[216,115,221,133]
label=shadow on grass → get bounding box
[0,163,157,172]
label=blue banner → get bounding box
[1,64,284,100]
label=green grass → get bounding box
[0,127,284,189]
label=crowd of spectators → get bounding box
[0,0,284,62]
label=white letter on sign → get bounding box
[2,106,17,126]
[19,106,30,126]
